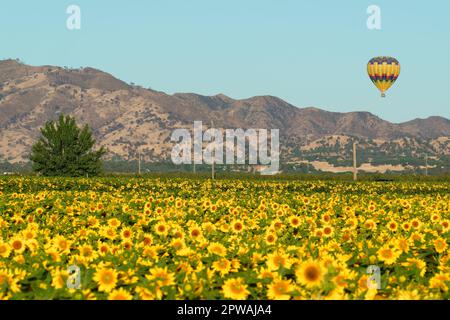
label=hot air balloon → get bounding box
[367,56,400,97]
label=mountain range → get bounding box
[0,59,449,172]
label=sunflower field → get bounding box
[0,177,449,300]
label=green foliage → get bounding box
[30,114,106,177]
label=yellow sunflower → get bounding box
[154,221,169,237]
[53,235,71,254]
[377,245,401,265]
[107,218,121,228]
[401,258,426,277]
[93,268,118,292]
[395,237,410,254]
[78,244,97,261]
[146,267,175,287]
[267,278,294,300]
[212,258,232,276]
[0,242,11,258]
[188,225,203,239]
[322,225,334,238]
[288,216,301,228]
[51,269,68,290]
[265,232,277,245]
[257,267,277,280]
[266,251,293,271]
[296,260,325,288]
[433,238,447,254]
[120,227,133,241]
[10,236,26,254]
[207,242,227,257]
[222,278,250,300]
[231,220,245,233]
[108,288,133,300]
[387,220,398,232]
[429,272,449,292]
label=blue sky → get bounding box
[1,0,449,123]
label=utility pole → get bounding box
[211,120,215,180]
[353,142,357,181]
[306,135,311,174]
[193,129,196,173]
[138,149,141,175]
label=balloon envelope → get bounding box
[367,57,400,97]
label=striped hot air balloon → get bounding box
[367,56,400,97]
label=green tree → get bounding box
[30,114,106,176]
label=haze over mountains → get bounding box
[0,59,449,172]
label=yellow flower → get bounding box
[135,286,155,300]
[401,221,411,231]
[93,268,118,292]
[207,242,227,257]
[51,269,68,289]
[440,220,449,232]
[101,227,117,240]
[296,260,325,288]
[188,225,202,240]
[10,236,26,254]
[22,228,37,241]
[122,239,133,250]
[120,227,134,240]
[257,267,277,280]
[395,237,410,254]
[87,216,100,228]
[411,219,422,229]
[401,258,426,277]
[0,176,449,300]
[97,241,110,255]
[78,244,97,261]
[212,258,232,276]
[154,222,169,237]
[53,235,71,254]
[322,225,334,238]
[410,231,423,243]
[333,273,351,290]
[170,239,186,251]
[266,251,293,271]
[142,233,154,247]
[396,289,421,300]
[288,216,301,228]
[222,278,249,300]
[0,242,11,258]
[146,267,175,287]
[386,220,398,232]
[433,238,447,254]
[265,232,277,245]
[108,288,133,300]
[231,220,244,233]
[377,246,401,265]
[267,278,294,300]
[429,272,449,292]
[0,269,20,293]
[83,289,97,300]
[364,219,377,231]
[107,218,121,228]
